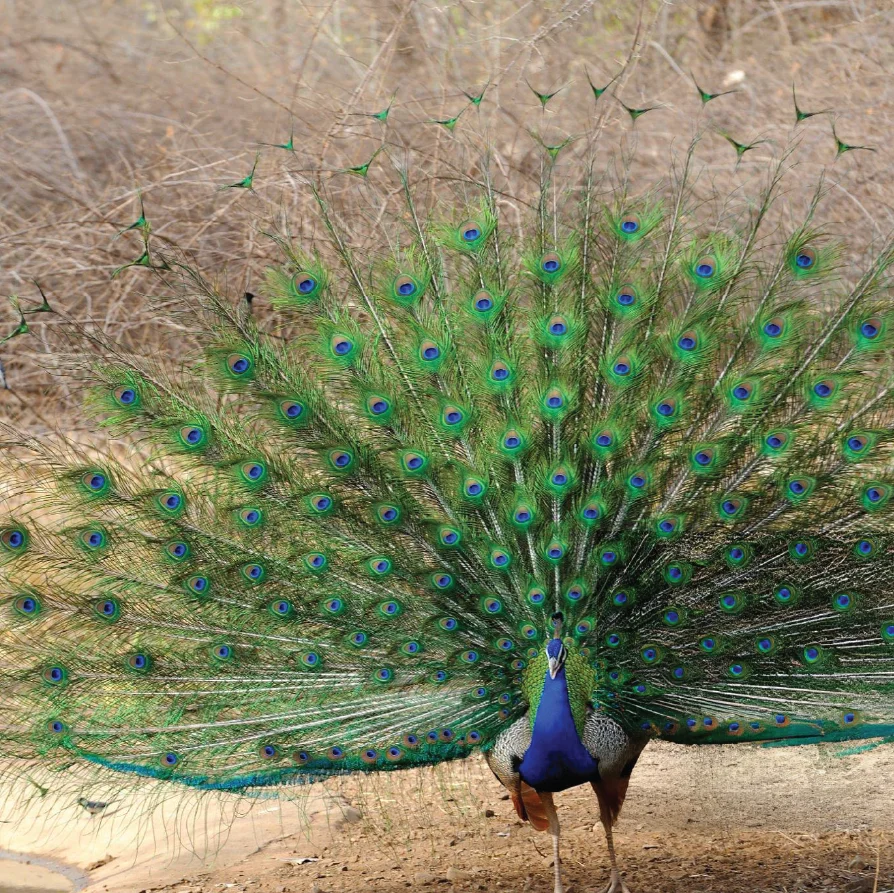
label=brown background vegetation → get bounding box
[2,0,894,432]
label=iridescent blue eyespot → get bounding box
[475,294,493,311]
[334,339,353,355]
[16,595,37,615]
[596,433,612,447]
[166,541,188,560]
[814,381,832,398]
[695,259,715,278]
[297,275,316,294]
[678,335,696,351]
[163,752,179,767]
[764,321,782,337]
[117,388,136,405]
[613,361,630,375]
[861,321,879,338]
[463,226,481,242]
[796,252,814,268]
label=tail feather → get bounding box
[1,100,894,795]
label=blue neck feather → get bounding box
[518,664,598,792]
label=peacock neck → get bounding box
[518,663,599,792]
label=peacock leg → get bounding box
[538,790,564,893]
[598,817,631,893]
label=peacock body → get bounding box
[2,83,894,893]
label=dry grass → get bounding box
[2,0,894,435]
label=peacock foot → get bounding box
[599,869,631,893]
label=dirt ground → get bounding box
[3,740,893,893]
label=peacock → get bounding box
[2,81,894,893]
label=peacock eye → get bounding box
[2,527,28,551]
[114,386,137,406]
[541,252,562,273]
[795,248,816,269]
[227,353,252,375]
[280,399,304,419]
[394,275,418,297]
[763,318,784,338]
[83,472,107,492]
[694,256,716,278]
[548,316,568,336]
[294,273,317,295]
[860,318,880,339]
[460,221,482,242]
[620,214,640,234]
[332,335,354,356]
[616,287,636,306]
[473,291,494,312]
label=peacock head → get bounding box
[546,614,568,679]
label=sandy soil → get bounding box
[2,741,893,893]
